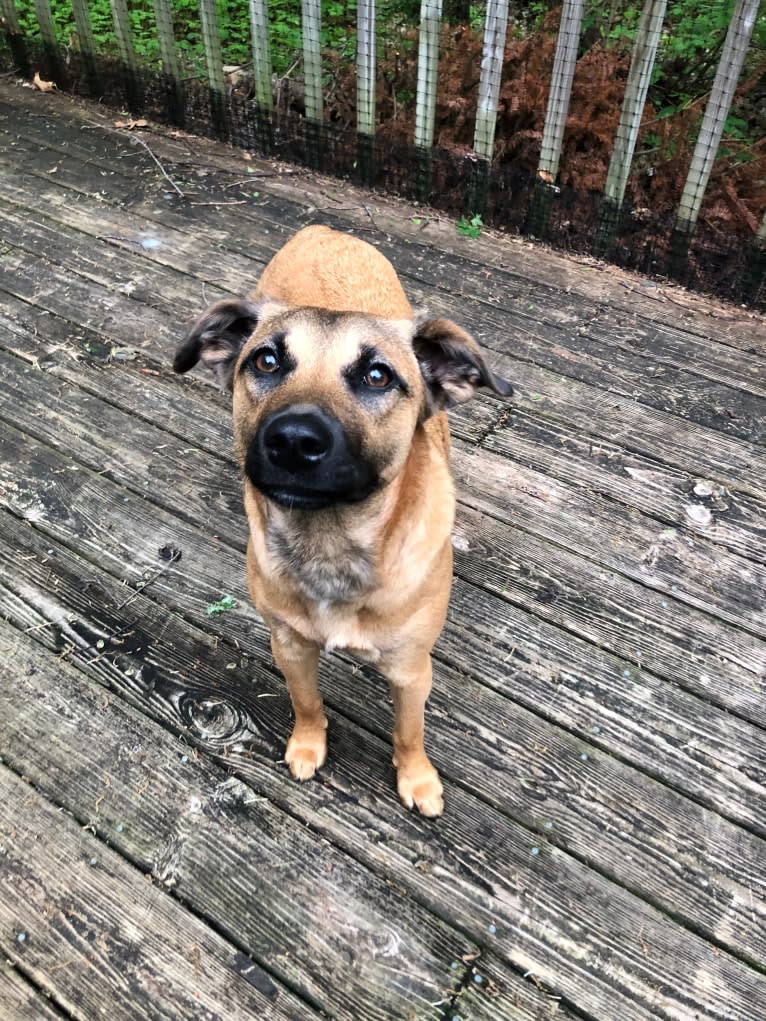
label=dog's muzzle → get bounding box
[245,404,379,510]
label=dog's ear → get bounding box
[174,299,262,390]
[412,313,513,412]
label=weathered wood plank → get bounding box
[0,268,492,451]
[386,239,766,386]
[452,442,766,639]
[3,108,766,432]
[0,621,571,1021]
[2,74,766,1021]
[485,404,766,566]
[1,527,764,1018]
[6,138,766,443]
[4,270,765,579]
[0,653,473,1020]
[1,424,765,978]
[3,148,766,516]
[0,964,64,1021]
[3,125,766,491]
[0,770,322,1020]
[1,362,765,807]
[0,343,763,735]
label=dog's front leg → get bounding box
[385,652,443,817]
[270,624,327,781]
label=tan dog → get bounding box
[174,225,511,815]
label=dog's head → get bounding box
[174,299,512,511]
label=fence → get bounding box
[1,0,764,307]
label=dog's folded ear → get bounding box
[174,299,262,390]
[412,313,513,412]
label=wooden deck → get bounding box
[1,78,765,1021]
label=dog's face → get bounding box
[175,298,512,511]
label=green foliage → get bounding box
[456,213,483,239]
[206,594,237,616]
[14,0,356,76]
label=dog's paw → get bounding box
[285,728,327,781]
[396,763,444,817]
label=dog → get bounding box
[174,225,512,815]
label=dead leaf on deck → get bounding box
[32,72,57,93]
[114,118,150,130]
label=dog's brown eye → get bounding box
[363,364,392,389]
[254,349,279,373]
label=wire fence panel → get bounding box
[198,0,226,134]
[32,0,59,73]
[527,0,584,237]
[474,0,509,162]
[1,1,763,308]
[152,0,183,124]
[249,0,273,114]
[671,0,760,271]
[595,0,667,257]
[110,0,142,110]
[70,0,99,92]
[1,0,28,75]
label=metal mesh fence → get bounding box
[594,0,667,257]
[1,0,763,308]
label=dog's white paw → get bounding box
[285,728,327,781]
[396,763,444,817]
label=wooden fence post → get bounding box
[302,0,323,168]
[110,0,143,111]
[414,0,443,200]
[526,0,584,238]
[0,0,30,76]
[356,0,376,185]
[70,0,99,94]
[33,0,64,82]
[471,0,510,216]
[248,0,273,150]
[152,0,184,125]
[669,0,759,277]
[595,0,667,257]
[199,0,227,138]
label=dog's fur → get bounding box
[174,225,511,815]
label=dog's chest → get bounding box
[309,600,382,661]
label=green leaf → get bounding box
[206,595,237,616]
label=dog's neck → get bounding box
[260,493,386,604]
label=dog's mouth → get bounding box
[258,480,379,511]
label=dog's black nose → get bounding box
[262,407,335,473]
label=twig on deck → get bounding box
[116,549,182,610]
[129,133,186,198]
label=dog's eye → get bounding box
[253,349,280,374]
[363,364,393,389]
